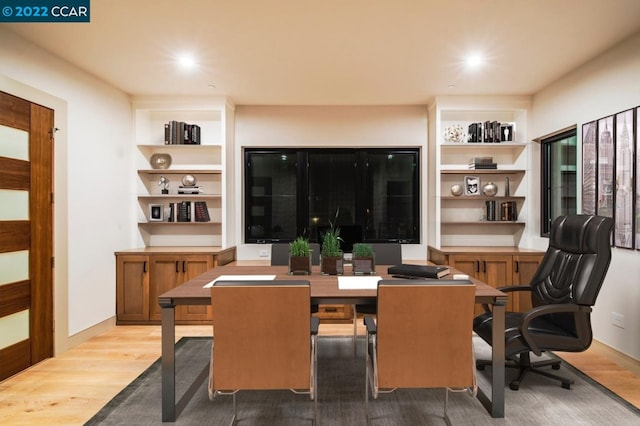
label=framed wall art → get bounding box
[582,121,597,215]
[597,115,614,218]
[614,109,634,248]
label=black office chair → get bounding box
[473,215,614,390]
[353,243,402,347]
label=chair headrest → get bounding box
[550,215,613,254]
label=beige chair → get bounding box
[209,280,319,425]
[353,243,402,348]
[364,279,476,424]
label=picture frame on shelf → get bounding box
[464,175,481,196]
[149,204,164,221]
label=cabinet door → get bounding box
[448,255,482,279]
[149,255,183,321]
[480,255,514,311]
[180,255,214,321]
[512,254,544,312]
[116,255,150,322]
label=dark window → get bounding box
[541,129,577,236]
[244,148,420,247]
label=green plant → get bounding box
[289,236,311,257]
[321,209,343,257]
[352,243,373,258]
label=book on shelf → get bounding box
[500,201,518,221]
[178,186,203,194]
[469,163,497,169]
[177,201,191,222]
[164,120,202,145]
[485,200,496,221]
[466,121,515,143]
[387,264,450,279]
[194,201,211,222]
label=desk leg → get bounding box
[161,305,176,422]
[490,302,506,418]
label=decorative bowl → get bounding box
[149,153,172,169]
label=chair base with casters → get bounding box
[476,351,573,391]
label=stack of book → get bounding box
[485,200,497,221]
[469,156,498,170]
[500,201,518,221]
[467,121,514,143]
[164,120,201,145]
[178,186,203,194]
[168,201,211,222]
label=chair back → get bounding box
[530,215,613,308]
[210,280,311,391]
[375,279,475,389]
[370,243,402,265]
[271,243,320,265]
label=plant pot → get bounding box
[353,256,375,275]
[289,255,312,275]
[320,254,344,275]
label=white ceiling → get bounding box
[6,0,640,105]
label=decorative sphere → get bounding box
[451,184,463,196]
[182,174,197,187]
[482,182,498,196]
[149,153,172,169]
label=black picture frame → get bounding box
[464,175,481,196]
[582,121,597,215]
[614,109,634,249]
[149,204,164,221]
[596,115,614,219]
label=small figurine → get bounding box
[158,175,170,194]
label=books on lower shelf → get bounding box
[167,201,210,222]
[485,200,517,221]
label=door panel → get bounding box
[181,255,213,321]
[149,256,182,321]
[0,92,54,380]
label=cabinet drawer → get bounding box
[315,304,353,320]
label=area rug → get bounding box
[86,336,639,425]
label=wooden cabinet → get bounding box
[428,246,543,314]
[115,247,236,325]
[116,255,150,322]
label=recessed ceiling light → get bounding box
[465,53,484,70]
[208,83,216,89]
[177,54,196,71]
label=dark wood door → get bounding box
[0,91,54,381]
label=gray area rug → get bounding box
[86,336,639,425]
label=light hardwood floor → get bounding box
[0,323,638,425]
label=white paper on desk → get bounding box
[203,275,276,288]
[338,276,382,290]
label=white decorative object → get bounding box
[443,124,468,143]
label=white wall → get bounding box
[234,105,428,260]
[0,28,133,345]
[531,31,640,360]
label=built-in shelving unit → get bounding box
[132,97,235,247]
[428,96,532,248]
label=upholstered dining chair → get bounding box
[208,280,319,425]
[364,279,477,424]
[353,243,402,348]
[474,214,614,390]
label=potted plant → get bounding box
[352,242,375,275]
[288,236,312,275]
[320,212,344,275]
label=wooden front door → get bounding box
[0,91,54,381]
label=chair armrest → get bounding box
[480,285,532,313]
[311,317,320,335]
[519,304,592,356]
[364,316,377,334]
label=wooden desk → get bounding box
[158,264,507,421]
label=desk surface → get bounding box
[158,264,507,306]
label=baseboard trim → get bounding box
[66,316,116,352]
